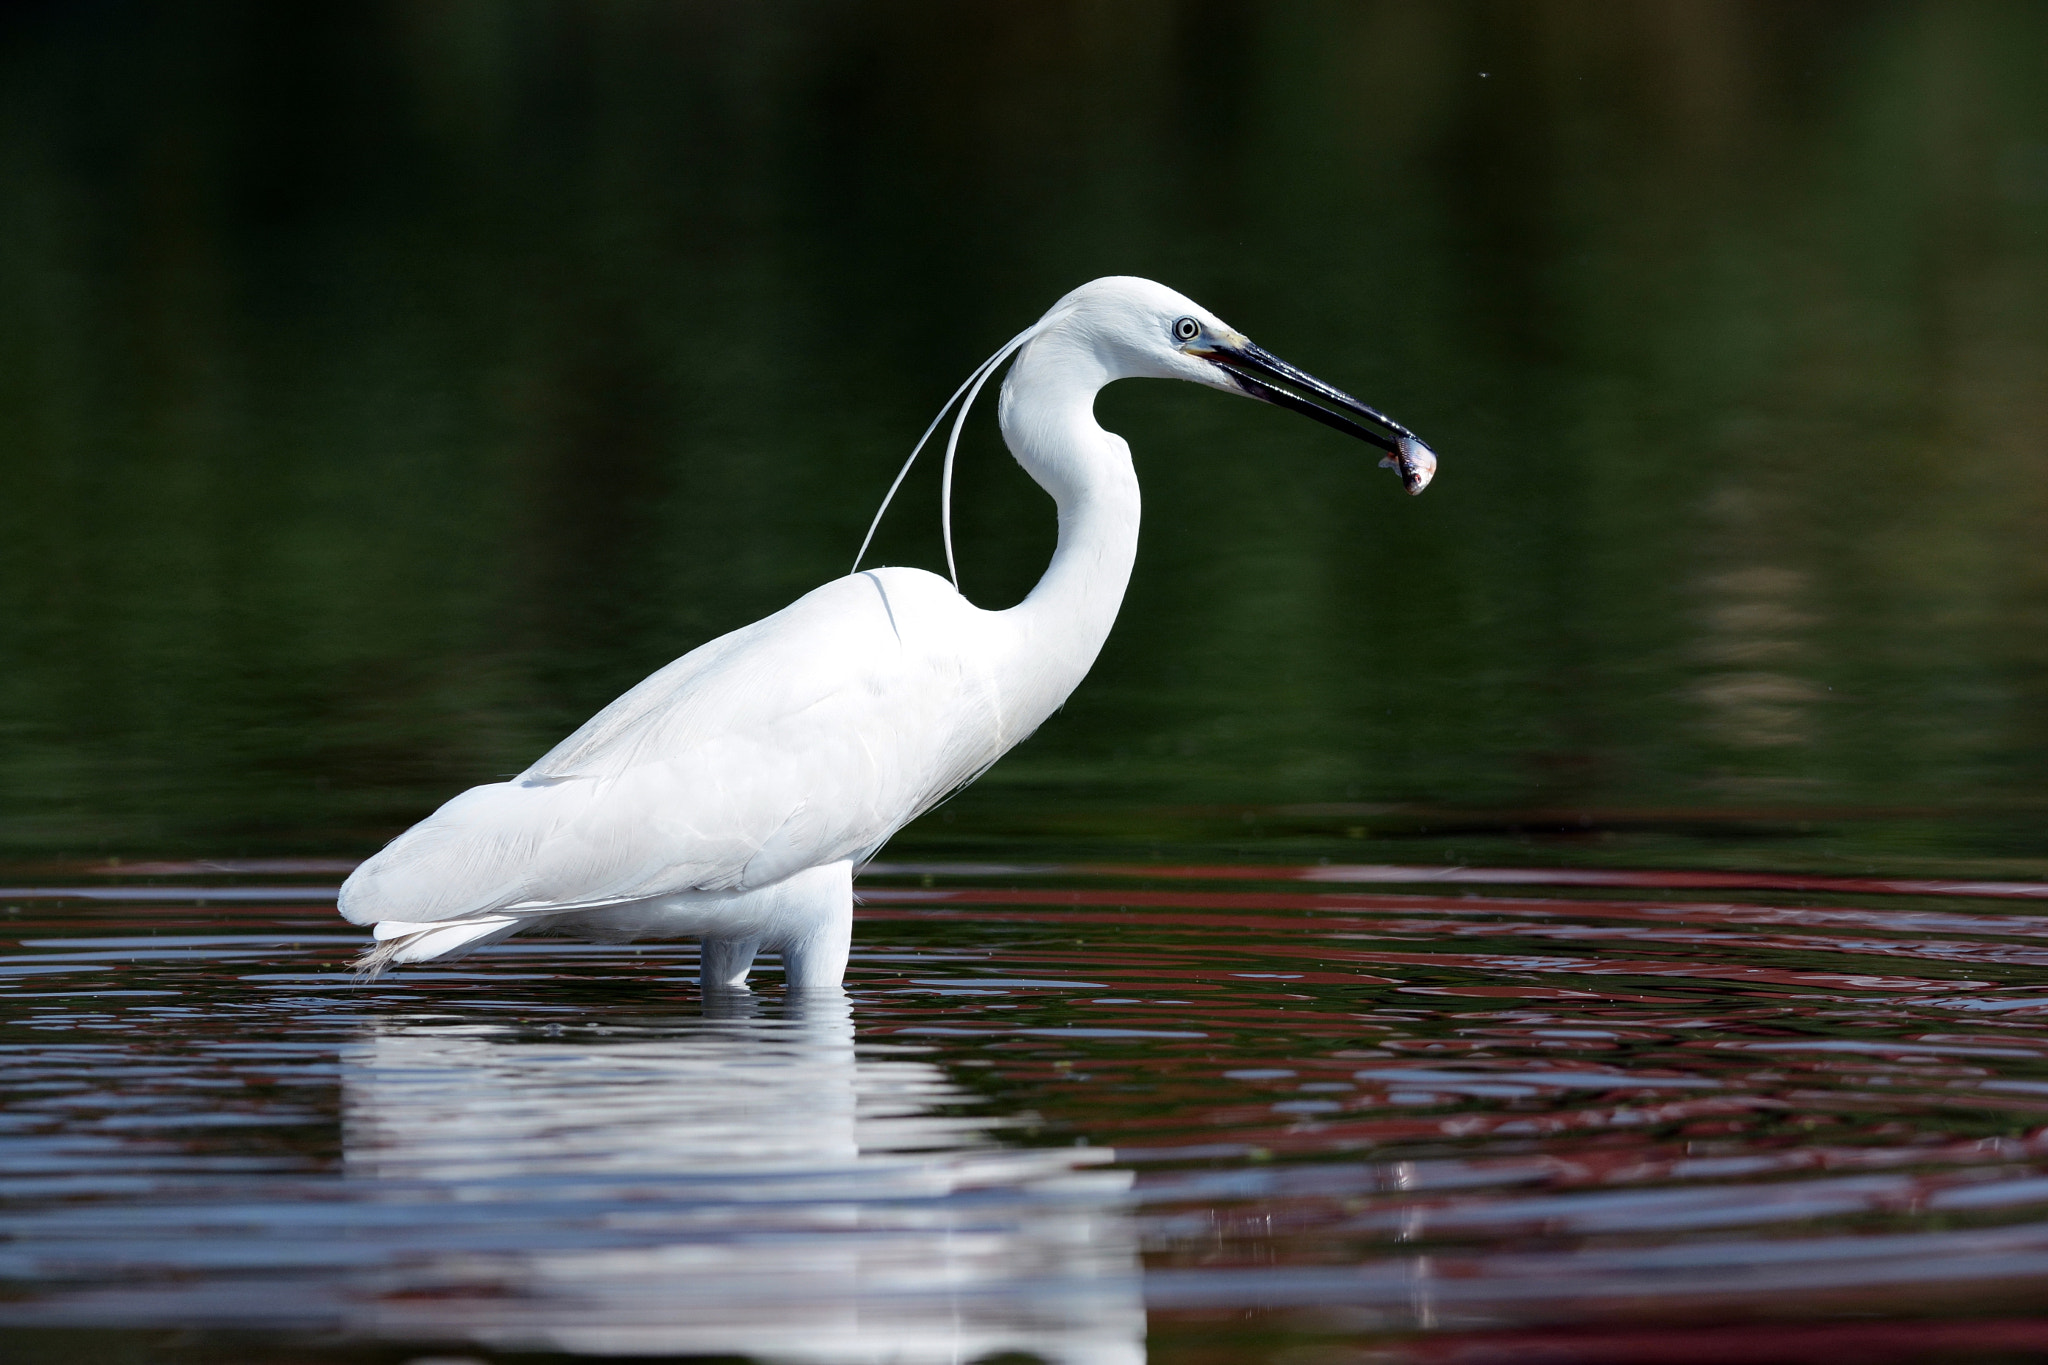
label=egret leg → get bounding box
[700,935,762,990]
[779,861,854,991]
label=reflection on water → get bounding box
[12,862,2048,1360]
[342,997,1140,1362]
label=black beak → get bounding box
[1205,340,1437,495]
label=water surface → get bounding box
[11,860,2048,1362]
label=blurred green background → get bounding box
[3,1,2046,872]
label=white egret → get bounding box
[341,276,1435,987]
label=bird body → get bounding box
[340,277,1432,987]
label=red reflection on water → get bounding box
[861,883,2048,937]
[869,860,2048,900]
[38,855,2048,902]
[1282,1318,2048,1364]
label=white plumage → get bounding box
[340,276,1434,988]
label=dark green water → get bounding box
[5,1,2047,874]
[8,6,2048,1364]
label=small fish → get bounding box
[1380,435,1437,495]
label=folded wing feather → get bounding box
[339,570,1001,928]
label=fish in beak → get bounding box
[1201,338,1437,495]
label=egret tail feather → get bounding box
[351,916,524,982]
[351,936,409,982]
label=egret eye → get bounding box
[1173,316,1201,343]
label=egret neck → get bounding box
[992,321,1143,731]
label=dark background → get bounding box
[3,1,2046,871]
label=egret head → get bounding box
[1045,276,1436,495]
[853,276,1437,586]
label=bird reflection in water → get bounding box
[342,990,1142,1363]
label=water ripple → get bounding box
[6,862,2048,1360]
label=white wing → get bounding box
[338,569,1008,927]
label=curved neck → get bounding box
[993,334,1141,721]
